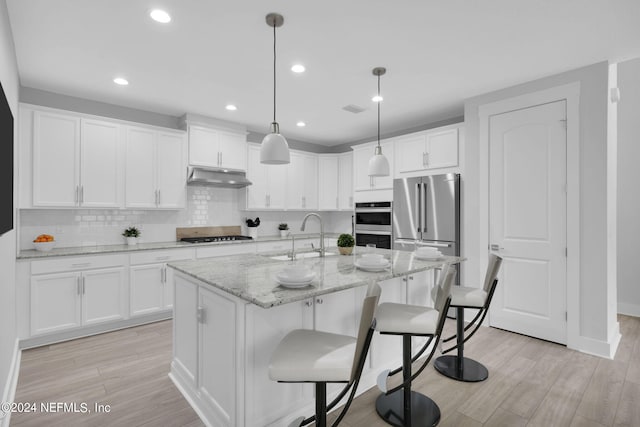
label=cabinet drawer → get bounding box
[130,248,195,265]
[31,254,128,275]
[196,243,255,259]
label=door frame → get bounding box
[478,82,580,349]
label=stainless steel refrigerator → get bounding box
[393,173,460,284]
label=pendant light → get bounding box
[260,13,290,164]
[368,67,389,176]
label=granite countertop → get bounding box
[168,247,463,309]
[17,232,341,260]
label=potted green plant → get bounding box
[246,217,260,239]
[122,226,141,245]
[278,223,289,238]
[337,233,355,255]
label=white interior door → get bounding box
[489,100,567,344]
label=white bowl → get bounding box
[361,253,384,262]
[33,241,56,252]
[282,265,312,281]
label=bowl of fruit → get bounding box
[33,234,56,252]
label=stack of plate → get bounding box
[354,253,391,271]
[275,265,315,288]
[414,246,444,260]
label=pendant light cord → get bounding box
[273,22,277,124]
[377,74,381,148]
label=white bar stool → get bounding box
[433,254,502,382]
[373,267,456,426]
[268,283,381,427]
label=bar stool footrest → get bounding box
[375,389,440,427]
[433,355,488,382]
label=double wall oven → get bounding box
[354,202,392,249]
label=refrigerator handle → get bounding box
[415,182,421,233]
[422,182,428,234]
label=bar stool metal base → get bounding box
[375,389,440,427]
[433,355,488,382]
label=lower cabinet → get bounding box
[31,266,126,335]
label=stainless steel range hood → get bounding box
[186,166,252,188]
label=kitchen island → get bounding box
[168,247,462,427]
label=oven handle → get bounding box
[355,230,392,236]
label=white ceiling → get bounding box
[6,0,640,146]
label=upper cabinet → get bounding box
[395,126,459,175]
[245,144,287,210]
[32,111,121,208]
[125,126,187,209]
[318,152,353,211]
[188,125,246,171]
[287,152,318,210]
[352,140,394,192]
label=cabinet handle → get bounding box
[75,186,79,204]
[77,277,81,295]
[71,262,90,268]
[304,301,313,307]
[402,277,408,283]
[163,267,167,283]
[80,185,84,203]
[82,276,86,294]
[316,298,324,305]
[409,276,414,280]
[197,306,206,323]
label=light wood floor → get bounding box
[10,315,640,427]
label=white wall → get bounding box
[0,0,19,410]
[617,57,640,316]
[464,62,617,354]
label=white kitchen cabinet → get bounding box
[370,277,406,369]
[338,152,354,210]
[287,151,318,210]
[188,125,246,171]
[125,126,186,209]
[32,111,121,207]
[352,140,394,192]
[395,127,459,174]
[318,155,339,210]
[173,275,199,388]
[245,143,287,210]
[30,264,126,335]
[129,248,195,316]
[31,272,82,335]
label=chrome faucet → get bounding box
[288,235,296,261]
[301,213,325,257]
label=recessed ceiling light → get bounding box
[225,104,237,111]
[372,95,383,102]
[113,77,129,86]
[291,64,306,73]
[296,121,306,127]
[150,9,171,23]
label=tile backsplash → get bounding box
[19,186,353,250]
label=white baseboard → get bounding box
[573,321,621,359]
[1,339,21,427]
[618,302,640,317]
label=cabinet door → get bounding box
[199,287,237,425]
[246,145,268,209]
[130,264,164,316]
[125,127,157,208]
[157,131,187,208]
[338,152,353,210]
[425,128,458,169]
[286,152,305,209]
[32,111,80,207]
[174,275,199,387]
[31,272,82,335]
[218,130,246,170]
[303,154,318,210]
[266,163,287,210]
[352,146,373,192]
[245,299,313,426]
[188,125,219,167]
[396,134,427,173]
[80,119,120,207]
[163,265,174,309]
[370,277,406,369]
[318,156,338,210]
[82,267,127,325]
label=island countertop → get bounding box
[168,247,463,308]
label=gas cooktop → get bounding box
[180,235,253,244]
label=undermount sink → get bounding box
[269,251,337,261]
